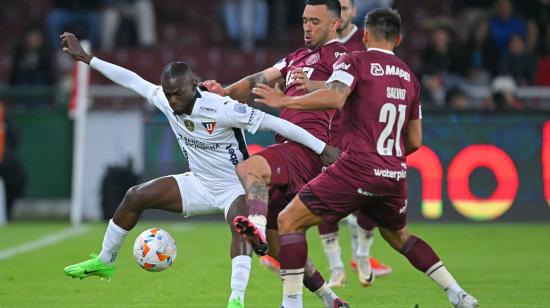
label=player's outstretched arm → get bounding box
[252,80,350,110]
[203,67,283,103]
[60,32,155,98]
[258,114,340,164]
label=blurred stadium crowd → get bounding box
[1,0,549,111]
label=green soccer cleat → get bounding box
[227,297,244,308]
[64,253,115,280]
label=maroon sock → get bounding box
[318,221,339,234]
[279,233,308,270]
[399,235,441,272]
[303,270,325,292]
[249,199,268,217]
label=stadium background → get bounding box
[0,0,549,307]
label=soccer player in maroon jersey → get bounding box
[317,0,392,287]
[202,1,350,307]
[253,8,478,308]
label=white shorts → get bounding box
[171,172,245,219]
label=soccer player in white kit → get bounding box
[60,33,343,308]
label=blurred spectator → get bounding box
[445,87,471,110]
[9,26,54,87]
[517,0,550,55]
[223,0,268,51]
[47,0,102,49]
[498,34,536,85]
[460,19,498,84]
[421,27,462,76]
[419,27,463,108]
[0,102,26,222]
[482,76,523,110]
[353,0,394,24]
[101,0,157,51]
[489,0,526,54]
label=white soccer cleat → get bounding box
[454,291,478,308]
[327,267,347,288]
[357,256,375,287]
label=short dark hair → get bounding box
[161,62,193,80]
[305,0,341,18]
[364,8,401,40]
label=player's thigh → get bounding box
[278,195,323,233]
[130,176,182,213]
[172,172,219,217]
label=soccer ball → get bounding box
[133,228,177,272]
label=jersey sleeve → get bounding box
[219,100,266,134]
[409,76,422,120]
[326,54,358,91]
[273,55,289,77]
[145,85,168,111]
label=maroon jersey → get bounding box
[331,26,366,148]
[328,48,422,195]
[273,40,348,143]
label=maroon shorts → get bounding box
[255,142,324,229]
[298,159,408,231]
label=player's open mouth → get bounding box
[304,35,312,44]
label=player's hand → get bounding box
[200,80,226,96]
[60,32,93,64]
[320,145,341,166]
[290,68,313,92]
[252,83,287,109]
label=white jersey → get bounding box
[146,87,265,192]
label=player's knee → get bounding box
[236,156,269,182]
[121,185,146,209]
[277,211,294,234]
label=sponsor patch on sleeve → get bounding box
[234,103,247,114]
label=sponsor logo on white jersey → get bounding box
[370,63,384,76]
[200,106,217,113]
[233,104,247,114]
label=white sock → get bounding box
[356,225,374,258]
[426,262,463,304]
[98,219,128,264]
[281,268,304,308]
[248,214,267,239]
[346,215,358,262]
[229,255,252,304]
[320,232,344,270]
[313,283,338,307]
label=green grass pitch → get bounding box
[1,221,549,307]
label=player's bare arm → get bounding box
[202,67,283,103]
[405,119,422,155]
[60,32,93,64]
[253,80,350,110]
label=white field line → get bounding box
[0,226,89,260]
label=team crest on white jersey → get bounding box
[184,120,195,131]
[202,121,217,134]
[306,52,320,65]
[370,63,384,76]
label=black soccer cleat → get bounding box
[233,215,269,256]
[333,298,350,308]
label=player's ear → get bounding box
[363,28,369,45]
[394,33,403,48]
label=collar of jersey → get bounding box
[182,90,203,117]
[367,47,395,55]
[338,25,358,44]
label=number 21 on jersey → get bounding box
[377,103,406,157]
